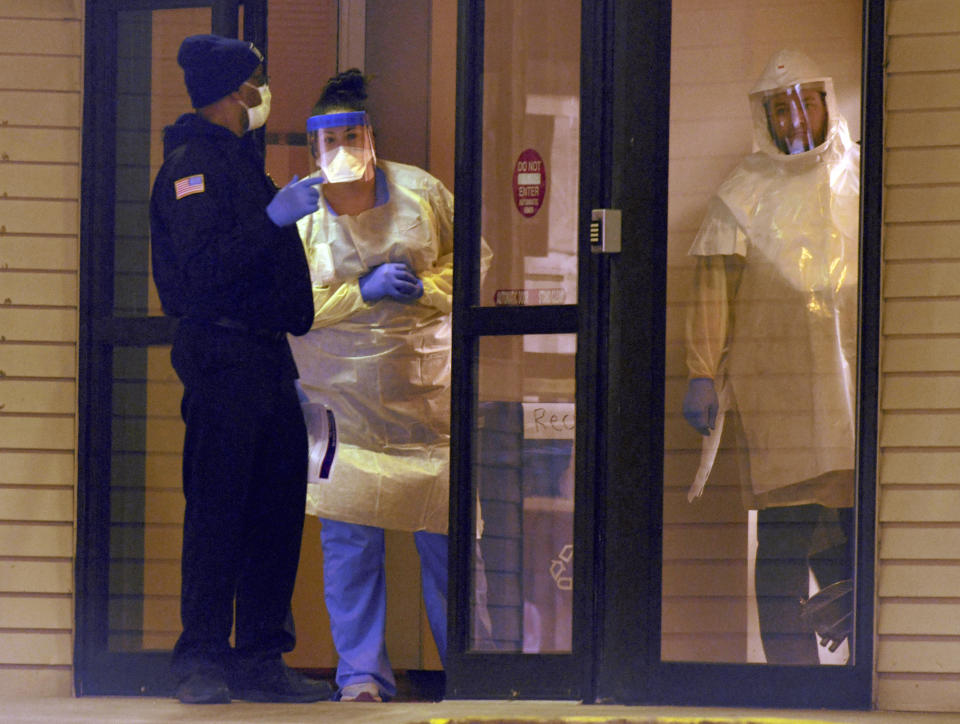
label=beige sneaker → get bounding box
[339,682,383,702]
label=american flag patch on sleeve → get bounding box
[174,174,205,199]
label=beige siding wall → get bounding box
[0,0,82,698]
[879,0,960,713]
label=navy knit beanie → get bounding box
[177,34,263,109]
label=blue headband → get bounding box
[307,111,368,131]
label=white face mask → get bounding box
[320,145,374,183]
[783,136,812,155]
[240,83,271,130]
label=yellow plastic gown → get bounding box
[290,160,474,533]
[686,50,859,508]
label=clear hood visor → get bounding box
[755,82,830,155]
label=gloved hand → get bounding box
[682,377,718,436]
[266,175,325,227]
[358,263,424,303]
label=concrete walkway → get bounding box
[1,698,958,724]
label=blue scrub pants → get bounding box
[319,518,447,698]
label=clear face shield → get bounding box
[758,82,829,155]
[307,111,377,183]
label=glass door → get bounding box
[446,0,610,699]
[590,0,882,709]
[449,0,883,708]
[75,0,266,695]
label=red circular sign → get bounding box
[512,149,546,218]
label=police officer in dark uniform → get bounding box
[149,34,330,705]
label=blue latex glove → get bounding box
[359,263,424,303]
[266,175,324,227]
[682,377,718,436]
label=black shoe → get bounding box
[176,670,231,704]
[231,659,334,703]
[800,578,854,652]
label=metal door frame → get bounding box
[74,0,266,696]
[445,0,611,701]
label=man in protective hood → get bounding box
[682,49,859,664]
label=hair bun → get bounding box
[334,68,367,99]
[316,68,368,112]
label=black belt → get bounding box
[198,316,286,343]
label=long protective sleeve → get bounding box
[418,251,453,314]
[685,255,730,380]
[309,279,371,329]
[417,238,492,314]
[416,174,492,314]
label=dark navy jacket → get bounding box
[150,114,314,384]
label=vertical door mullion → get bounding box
[75,0,120,694]
[448,0,485,672]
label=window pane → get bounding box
[108,6,207,650]
[114,7,209,318]
[473,334,576,652]
[479,0,580,308]
[662,2,863,665]
[109,344,183,652]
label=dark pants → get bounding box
[171,368,308,678]
[755,504,854,664]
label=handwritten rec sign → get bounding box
[522,402,575,440]
[512,148,545,218]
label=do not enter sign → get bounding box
[512,149,545,218]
